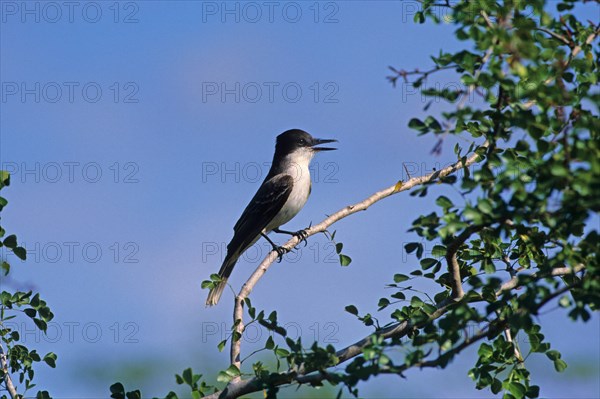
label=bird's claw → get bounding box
[275,246,287,262]
[293,229,309,248]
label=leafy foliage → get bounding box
[383,0,599,397]
[109,0,598,397]
[1,172,57,398]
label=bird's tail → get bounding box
[206,278,228,306]
[206,253,238,306]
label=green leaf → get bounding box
[217,339,227,352]
[554,359,568,372]
[339,254,352,266]
[478,343,493,358]
[557,3,574,11]
[378,298,390,309]
[436,195,454,210]
[275,348,290,357]
[216,365,240,383]
[3,235,17,249]
[431,245,446,257]
[420,258,438,270]
[200,280,213,289]
[182,368,193,385]
[394,274,410,283]
[491,378,502,394]
[31,293,40,308]
[13,247,26,261]
[392,291,406,300]
[413,11,425,23]
[110,382,125,396]
[43,352,57,368]
[408,118,425,129]
[410,296,424,307]
[34,318,47,332]
[477,199,493,214]
[545,350,561,361]
[404,242,420,254]
[126,390,142,399]
[424,116,442,131]
[507,381,527,399]
[345,305,358,315]
[550,164,568,177]
[0,171,10,188]
[433,290,449,303]
[265,336,275,350]
[527,385,540,398]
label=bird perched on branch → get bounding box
[206,129,337,306]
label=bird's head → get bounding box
[275,129,337,161]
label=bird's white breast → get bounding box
[265,148,314,231]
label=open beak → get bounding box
[311,138,338,152]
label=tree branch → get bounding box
[535,27,571,46]
[502,326,524,363]
[391,283,577,374]
[228,141,488,368]
[498,264,585,294]
[386,64,456,86]
[445,225,484,299]
[208,266,583,399]
[304,282,579,385]
[0,343,18,399]
[218,142,487,397]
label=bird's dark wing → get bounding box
[227,174,294,254]
[206,174,293,306]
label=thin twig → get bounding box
[0,343,18,399]
[418,0,452,8]
[445,225,484,299]
[480,10,494,29]
[498,264,584,294]
[503,327,524,362]
[387,64,456,87]
[535,27,571,46]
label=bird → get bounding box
[206,129,337,306]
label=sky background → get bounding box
[1,1,599,397]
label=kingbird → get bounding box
[206,129,337,306]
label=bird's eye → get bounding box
[298,139,306,145]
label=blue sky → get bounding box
[1,1,598,397]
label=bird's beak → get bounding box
[311,138,338,152]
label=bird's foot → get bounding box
[273,228,309,248]
[274,246,287,262]
[293,229,309,248]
